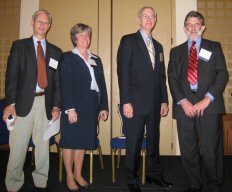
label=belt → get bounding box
[35,92,45,96]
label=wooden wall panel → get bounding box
[0,0,20,99]
[223,114,232,154]
[198,0,232,113]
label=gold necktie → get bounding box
[147,38,155,69]
[37,41,48,89]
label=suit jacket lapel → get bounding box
[91,58,100,86]
[45,41,51,66]
[71,53,91,77]
[28,37,37,66]
[182,41,189,68]
[181,42,189,80]
[197,38,208,91]
[180,41,192,93]
[152,39,158,66]
[136,31,152,66]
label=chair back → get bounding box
[117,104,127,136]
[0,99,9,145]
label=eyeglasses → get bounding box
[35,20,50,26]
[140,14,156,20]
[185,23,202,29]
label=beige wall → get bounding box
[20,0,39,38]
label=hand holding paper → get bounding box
[44,117,60,140]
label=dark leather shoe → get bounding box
[35,187,49,192]
[127,184,142,192]
[146,176,173,189]
[66,186,81,192]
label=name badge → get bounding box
[199,48,212,61]
[49,58,58,69]
[89,58,97,67]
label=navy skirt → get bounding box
[60,91,99,150]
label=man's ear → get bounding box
[183,26,187,34]
[202,25,206,33]
[31,20,34,27]
[137,17,141,25]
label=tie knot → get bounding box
[37,41,41,45]
[192,41,196,45]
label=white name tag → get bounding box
[199,48,212,61]
[49,58,58,69]
[89,58,97,66]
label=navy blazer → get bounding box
[5,37,62,119]
[59,51,108,113]
[117,31,168,115]
[168,38,229,118]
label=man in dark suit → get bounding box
[3,10,62,192]
[117,6,172,192]
[168,11,228,192]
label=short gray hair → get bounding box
[70,23,92,47]
[138,6,157,18]
[32,10,52,24]
[184,11,205,26]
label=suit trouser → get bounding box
[5,96,50,191]
[125,108,162,184]
[177,114,224,191]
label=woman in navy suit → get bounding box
[59,23,109,192]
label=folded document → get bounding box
[44,118,60,140]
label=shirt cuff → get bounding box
[205,92,214,101]
[53,107,60,110]
[65,108,75,114]
[177,98,187,105]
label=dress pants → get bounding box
[177,114,224,191]
[125,107,162,184]
[5,96,50,191]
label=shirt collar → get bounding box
[33,35,46,45]
[72,47,98,59]
[140,29,152,44]
[187,37,202,47]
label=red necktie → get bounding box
[37,41,48,89]
[188,41,198,85]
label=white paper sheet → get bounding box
[44,118,60,141]
[6,115,16,131]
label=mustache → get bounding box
[185,28,204,36]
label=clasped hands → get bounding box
[181,96,211,117]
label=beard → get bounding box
[184,27,204,41]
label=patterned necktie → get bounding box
[147,38,155,69]
[37,41,48,89]
[188,41,198,85]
